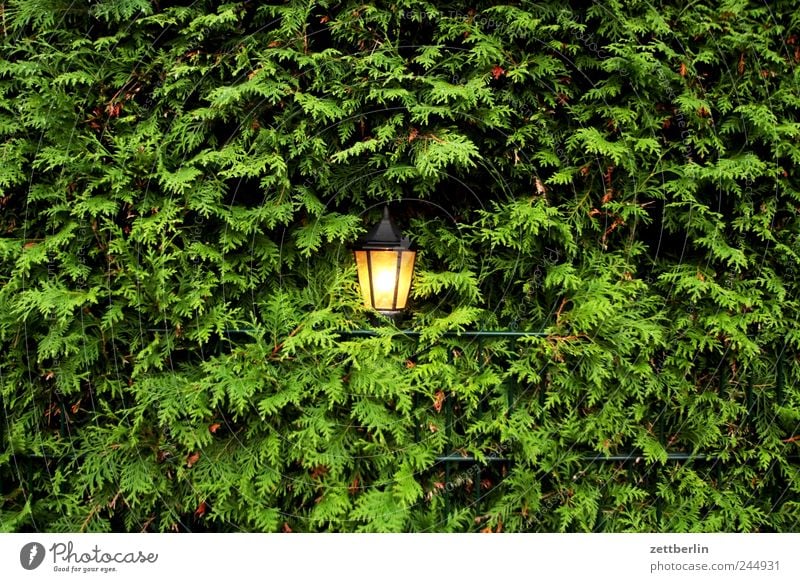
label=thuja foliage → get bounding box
[1,0,800,532]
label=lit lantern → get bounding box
[353,206,416,315]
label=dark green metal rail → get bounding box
[204,328,550,338]
[338,329,549,338]
[434,452,723,463]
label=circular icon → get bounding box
[20,542,46,570]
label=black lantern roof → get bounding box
[358,206,414,250]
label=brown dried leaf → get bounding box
[433,390,445,413]
[348,475,360,495]
[105,102,122,118]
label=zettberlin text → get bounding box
[650,544,709,554]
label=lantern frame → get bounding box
[353,206,416,315]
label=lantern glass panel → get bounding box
[394,250,415,309]
[353,249,373,307]
[353,249,416,311]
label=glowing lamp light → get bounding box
[353,206,416,315]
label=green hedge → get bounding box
[1,0,799,532]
